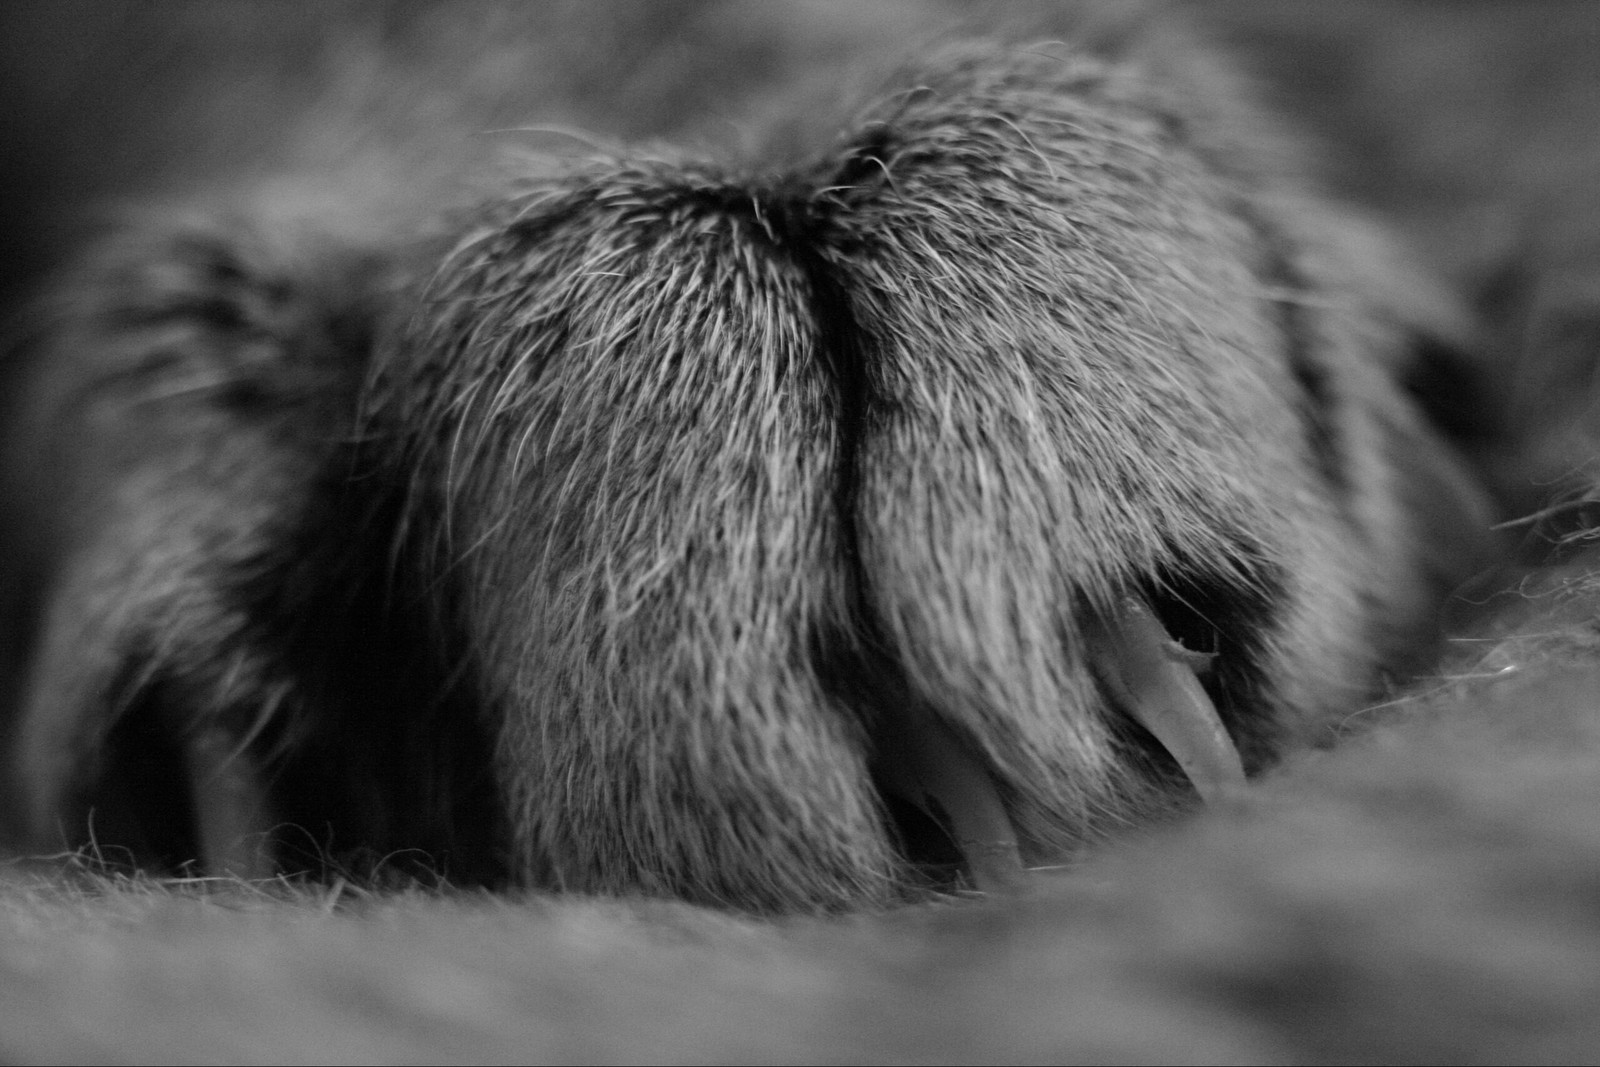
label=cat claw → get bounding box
[879,593,1246,895]
[184,728,274,880]
[1087,595,1246,805]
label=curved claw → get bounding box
[877,592,1243,892]
[184,728,274,879]
[878,704,1025,894]
[1087,594,1246,804]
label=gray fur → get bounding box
[355,36,1492,909]
[5,2,1600,1061]
[0,1,1516,914]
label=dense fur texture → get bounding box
[0,3,1490,910]
[1,1,1598,1061]
[364,35,1488,907]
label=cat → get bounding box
[0,2,1596,1060]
